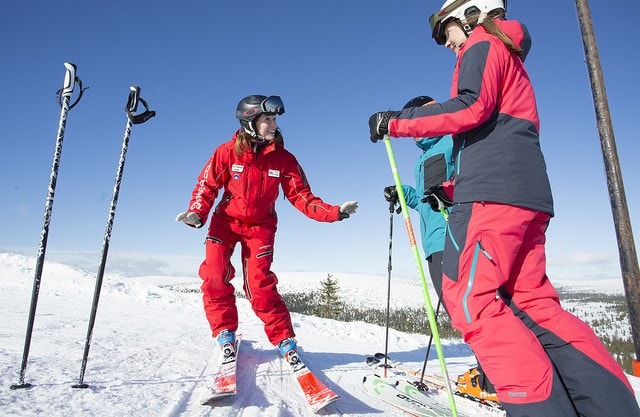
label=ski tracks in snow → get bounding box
[159,345,218,417]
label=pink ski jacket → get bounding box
[389,19,553,216]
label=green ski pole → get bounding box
[382,135,458,416]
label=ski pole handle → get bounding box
[57,62,87,109]
[61,63,77,97]
[126,85,156,124]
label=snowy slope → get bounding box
[1,252,639,417]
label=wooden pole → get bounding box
[574,0,640,375]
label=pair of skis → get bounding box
[363,373,452,417]
[201,336,340,413]
[364,353,505,417]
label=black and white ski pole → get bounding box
[416,294,442,389]
[381,198,399,377]
[11,63,86,390]
[72,86,155,389]
[418,213,449,386]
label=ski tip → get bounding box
[309,395,341,413]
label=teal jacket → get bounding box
[402,135,454,258]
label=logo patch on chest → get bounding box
[268,169,280,178]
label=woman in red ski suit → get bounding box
[177,95,358,355]
[368,1,640,416]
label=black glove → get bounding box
[383,186,398,204]
[422,185,453,213]
[368,111,401,142]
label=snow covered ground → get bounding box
[1,252,639,416]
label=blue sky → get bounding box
[1,1,638,283]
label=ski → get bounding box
[201,334,242,405]
[366,353,505,416]
[362,373,450,417]
[283,349,340,413]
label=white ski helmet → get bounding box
[429,0,506,45]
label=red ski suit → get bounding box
[187,131,341,345]
[388,19,639,417]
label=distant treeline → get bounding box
[161,277,635,373]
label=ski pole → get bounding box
[418,207,450,384]
[419,294,442,384]
[11,63,86,390]
[381,197,400,376]
[72,86,155,389]
[382,135,458,416]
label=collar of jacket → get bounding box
[415,136,444,151]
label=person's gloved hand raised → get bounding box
[339,201,358,220]
[368,111,401,142]
[175,211,203,228]
[383,185,398,205]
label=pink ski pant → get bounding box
[442,202,638,417]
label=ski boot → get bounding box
[278,338,305,372]
[217,329,236,364]
[456,366,499,403]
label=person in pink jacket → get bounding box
[177,95,357,362]
[368,1,640,416]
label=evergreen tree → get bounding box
[317,274,342,319]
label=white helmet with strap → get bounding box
[429,0,505,45]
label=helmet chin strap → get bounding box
[251,135,270,154]
[253,136,268,144]
[461,12,489,36]
[253,127,280,143]
[243,123,257,138]
[244,123,280,150]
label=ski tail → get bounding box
[201,334,243,404]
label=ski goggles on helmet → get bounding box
[260,95,285,115]
[429,13,452,45]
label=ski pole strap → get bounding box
[56,62,88,109]
[126,85,156,124]
[388,199,401,214]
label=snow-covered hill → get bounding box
[1,252,638,416]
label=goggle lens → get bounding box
[261,96,285,115]
[429,14,447,45]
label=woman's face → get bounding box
[254,113,278,140]
[444,21,467,56]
